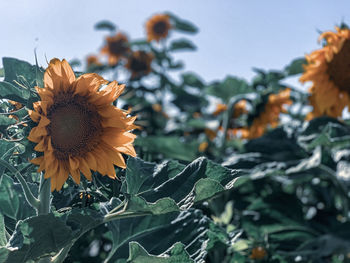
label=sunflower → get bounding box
[250,246,267,260]
[28,59,137,192]
[213,103,227,116]
[101,32,130,65]
[213,100,247,117]
[145,14,172,42]
[300,27,350,119]
[125,50,153,79]
[232,89,292,139]
[86,55,101,67]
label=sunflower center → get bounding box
[327,39,350,92]
[47,95,102,160]
[109,39,128,55]
[130,57,148,72]
[153,21,167,35]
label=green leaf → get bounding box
[127,242,194,263]
[0,81,31,104]
[3,57,43,89]
[3,208,102,262]
[171,87,208,113]
[101,205,220,263]
[123,157,239,211]
[181,72,204,88]
[94,20,116,31]
[167,13,198,34]
[206,76,252,103]
[0,68,4,77]
[0,214,7,246]
[169,39,196,52]
[0,174,37,221]
[0,115,16,129]
[284,57,306,76]
[127,196,179,215]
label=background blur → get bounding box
[0,0,349,84]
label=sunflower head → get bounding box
[101,32,130,65]
[126,50,153,79]
[300,27,350,119]
[28,59,137,192]
[145,14,172,42]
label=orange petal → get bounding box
[28,110,41,122]
[28,126,48,143]
[35,86,54,102]
[44,58,75,92]
[55,164,69,191]
[30,156,44,166]
[70,168,81,185]
[79,157,92,181]
[73,73,108,96]
[69,156,80,171]
[50,175,57,192]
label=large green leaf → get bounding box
[122,157,239,214]
[127,242,193,263]
[0,81,30,104]
[3,57,43,89]
[206,76,252,103]
[101,201,226,263]
[1,208,102,263]
[0,174,37,221]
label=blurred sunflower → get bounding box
[233,89,292,139]
[300,27,350,119]
[146,14,172,42]
[126,50,153,79]
[250,246,267,260]
[28,59,137,192]
[213,100,247,117]
[86,55,101,67]
[213,103,227,116]
[101,32,130,65]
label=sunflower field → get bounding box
[1,11,350,263]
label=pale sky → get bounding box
[0,0,349,87]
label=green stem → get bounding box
[37,173,51,215]
[0,159,40,210]
[103,211,150,223]
[319,164,349,217]
[219,93,256,154]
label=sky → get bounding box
[0,0,349,88]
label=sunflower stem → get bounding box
[37,173,51,215]
[219,97,237,153]
[0,159,40,210]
